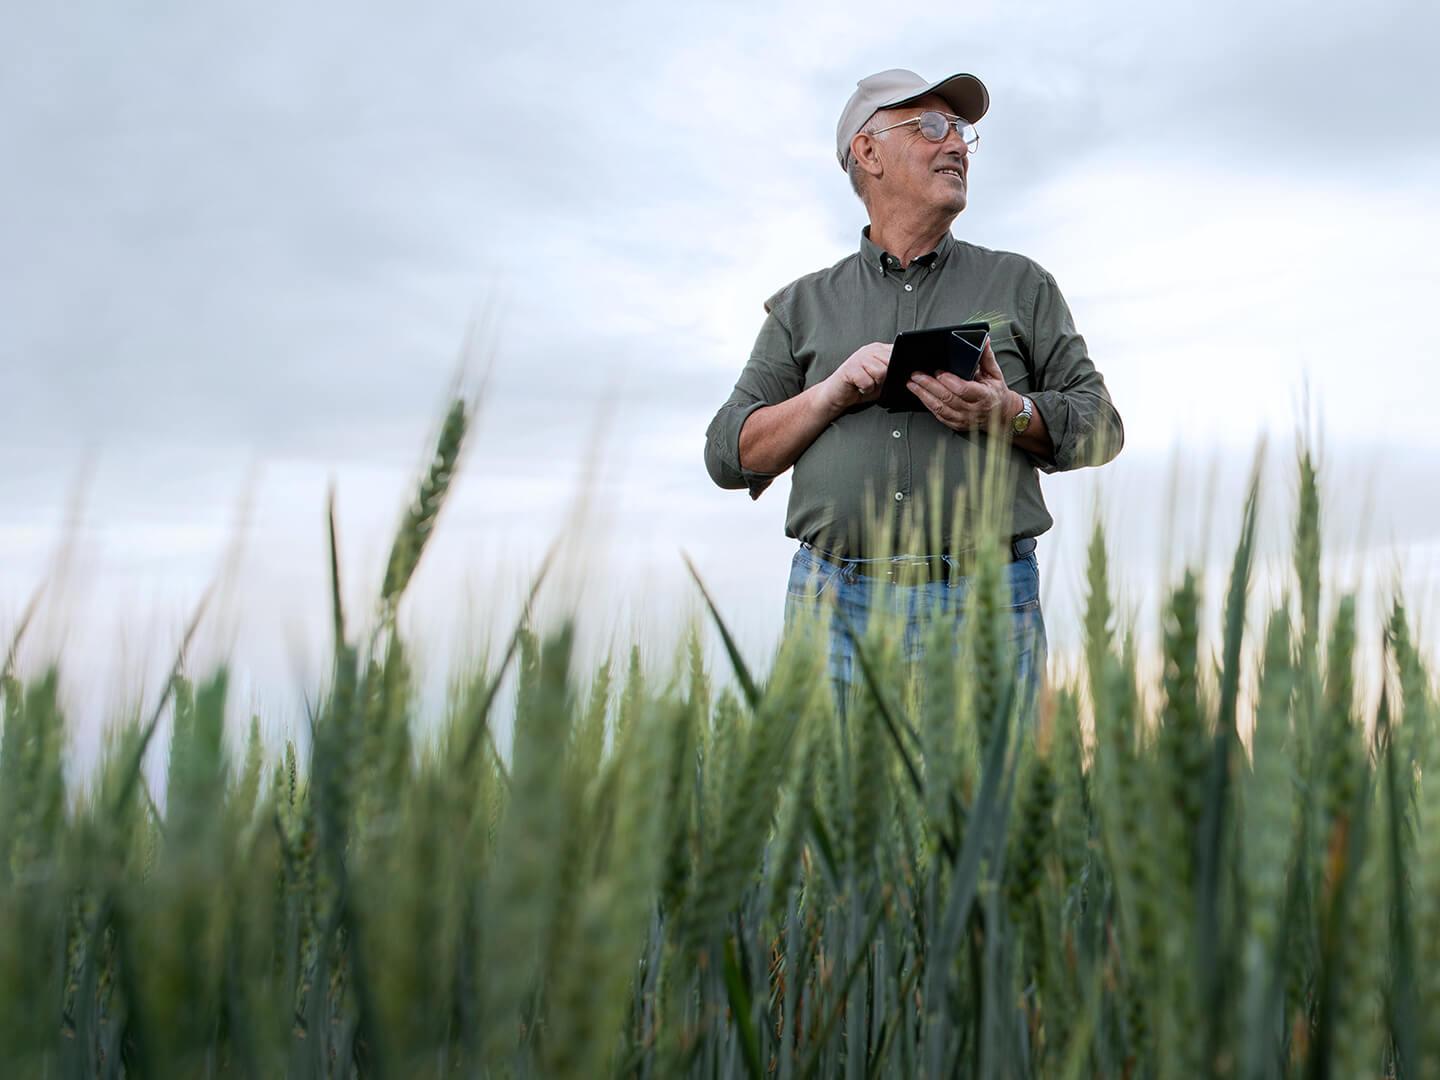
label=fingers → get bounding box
[838,343,894,399]
[861,357,889,382]
[909,382,975,433]
[908,371,943,394]
[911,371,998,431]
[907,376,963,422]
[911,371,980,406]
[934,371,985,400]
[851,360,888,397]
[856,342,892,367]
[908,379,947,418]
[909,373,950,411]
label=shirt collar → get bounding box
[860,225,955,274]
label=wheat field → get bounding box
[1,392,1435,1078]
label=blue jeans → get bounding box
[782,544,1047,723]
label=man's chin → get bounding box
[931,181,967,214]
[906,191,966,218]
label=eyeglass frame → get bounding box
[865,110,980,153]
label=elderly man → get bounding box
[703,68,1123,702]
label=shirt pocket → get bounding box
[990,327,1033,392]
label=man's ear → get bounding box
[850,132,884,180]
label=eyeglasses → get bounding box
[868,110,979,153]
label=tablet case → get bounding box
[877,322,990,412]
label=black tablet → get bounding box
[878,322,990,412]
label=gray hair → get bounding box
[846,156,867,202]
[845,121,881,203]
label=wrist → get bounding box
[995,390,1021,429]
[812,376,851,420]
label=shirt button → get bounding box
[894,491,905,502]
[904,283,913,292]
[892,429,901,438]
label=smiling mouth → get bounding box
[936,168,964,180]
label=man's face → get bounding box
[864,93,971,216]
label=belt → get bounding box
[801,536,1036,583]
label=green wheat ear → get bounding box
[1158,569,1205,876]
[764,685,825,924]
[1386,598,1431,775]
[480,623,577,1064]
[1006,744,1056,911]
[572,656,611,784]
[954,308,1018,356]
[680,628,819,952]
[1414,690,1440,1076]
[1049,686,1089,884]
[1239,605,1298,1077]
[964,308,1012,335]
[234,714,265,827]
[379,396,468,619]
[1293,443,1323,784]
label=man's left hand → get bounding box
[907,339,1017,433]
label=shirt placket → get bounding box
[889,259,929,514]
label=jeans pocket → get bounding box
[786,547,839,601]
[1006,553,1041,611]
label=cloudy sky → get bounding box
[5,0,1439,750]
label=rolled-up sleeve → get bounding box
[1025,270,1124,473]
[704,309,805,499]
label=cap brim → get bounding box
[883,72,989,125]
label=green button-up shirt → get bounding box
[703,228,1123,558]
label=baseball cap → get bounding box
[836,69,990,170]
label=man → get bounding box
[703,68,1123,702]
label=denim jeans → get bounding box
[782,544,1048,724]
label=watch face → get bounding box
[1012,399,1032,434]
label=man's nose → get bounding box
[947,128,971,155]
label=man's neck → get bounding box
[866,208,956,269]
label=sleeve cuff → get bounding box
[1028,390,1124,472]
[1027,390,1068,473]
[704,399,781,498]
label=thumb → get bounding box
[979,340,1003,381]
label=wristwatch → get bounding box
[1010,395,1034,436]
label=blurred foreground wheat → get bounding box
[0,394,1435,1078]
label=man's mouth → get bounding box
[936,167,964,180]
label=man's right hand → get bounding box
[737,341,893,476]
[821,342,893,411]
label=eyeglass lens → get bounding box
[917,111,978,151]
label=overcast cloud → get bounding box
[4,0,1439,743]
